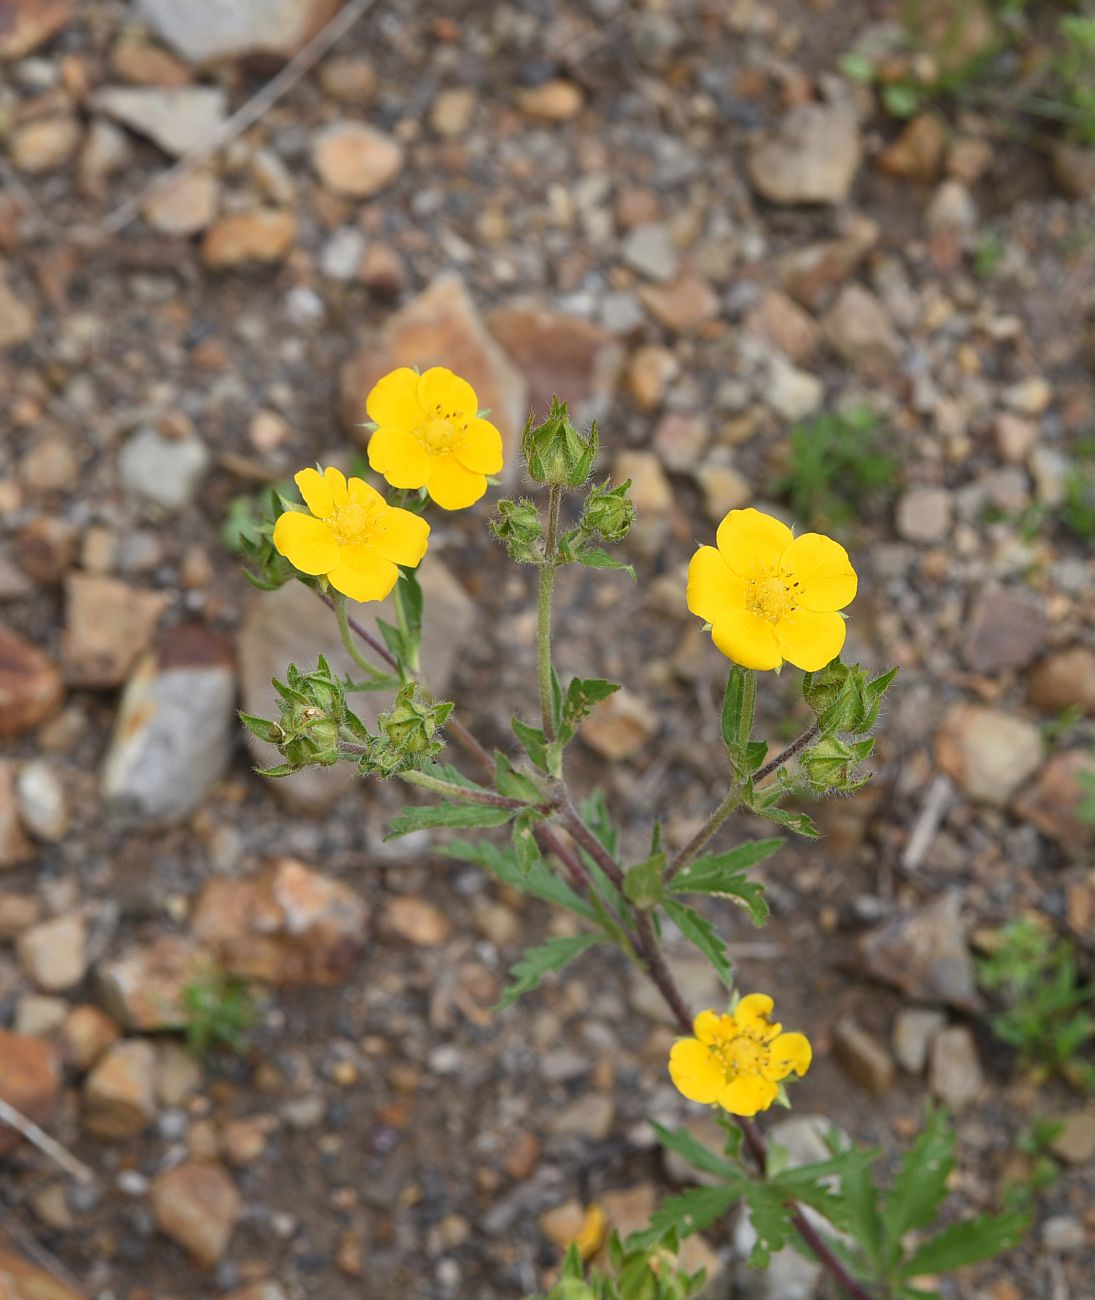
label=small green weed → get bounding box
[181,968,256,1058]
[774,408,899,529]
[976,918,1095,1090]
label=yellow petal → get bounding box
[765,1032,813,1080]
[294,467,334,518]
[366,367,423,430]
[368,426,431,490]
[427,455,487,510]
[687,545,748,625]
[710,610,782,671]
[455,416,503,474]
[347,475,387,510]
[716,508,793,578]
[325,544,399,603]
[418,366,478,422]
[371,505,430,567]
[272,511,339,575]
[734,993,775,1032]
[693,1010,723,1044]
[781,532,858,612]
[717,1075,778,1117]
[773,608,846,672]
[668,1038,724,1104]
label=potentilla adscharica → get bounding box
[687,508,858,672]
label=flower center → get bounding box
[748,574,795,623]
[416,416,458,454]
[710,1032,769,1078]
[329,501,376,546]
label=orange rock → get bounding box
[639,271,719,334]
[62,574,167,688]
[382,896,451,947]
[191,858,369,985]
[311,121,403,197]
[0,623,63,737]
[0,1245,83,1299]
[201,209,296,269]
[0,0,72,60]
[0,1029,61,1157]
[149,1161,240,1268]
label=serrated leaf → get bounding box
[742,1183,798,1262]
[418,761,483,790]
[576,547,636,579]
[239,711,283,745]
[663,900,733,986]
[497,931,604,1009]
[443,839,596,923]
[899,1209,1030,1280]
[652,1121,738,1180]
[385,802,514,839]
[756,804,819,838]
[579,789,622,859]
[880,1105,955,1267]
[721,665,752,750]
[823,1129,884,1271]
[669,839,781,927]
[560,676,620,742]
[628,1185,743,1252]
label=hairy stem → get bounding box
[333,593,387,679]
[538,484,563,741]
[664,787,742,883]
[557,790,626,891]
[398,769,526,809]
[754,722,820,784]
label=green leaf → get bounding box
[823,1129,884,1272]
[899,1209,1030,1280]
[742,1183,799,1265]
[497,931,604,1009]
[443,839,596,923]
[720,665,752,749]
[418,761,484,791]
[663,900,733,986]
[579,789,622,859]
[880,1105,955,1266]
[512,810,542,877]
[669,840,781,927]
[624,852,665,910]
[495,751,542,803]
[575,547,636,579]
[773,1144,880,1237]
[755,804,819,838]
[652,1122,738,1181]
[239,711,283,745]
[385,802,515,839]
[512,716,548,771]
[628,1185,743,1251]
[560,676,620,741]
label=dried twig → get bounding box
[103,0,378,235]
[902,773,953,874]
[0,1098,95,1184]
[0,1213,87,1293]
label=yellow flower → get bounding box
[273,466,429,602]
[365,366,504,510]
[572,1204,607,1261]
[687,508,857,672]
[668,994,812,1117]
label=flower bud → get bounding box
[490,497,543,564]
[522,398,598,487]
[580,478,635,543]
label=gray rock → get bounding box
[119,426,210,513]
[892,1008,946,1074]
[963,587,1047,674]
[237,559,473,810]
[748,104,862,206]
[136,0,340,64]
[832,1016,895,1097]
[101,625,236,828]
[14,760,66,841]
[91,86,228,159]
[548,1093,614,1140]
[928,1026,983,1109]
[934,704,1043,808]
[859,892,981,1012]
[319,227,366,281]
[621,223,679,284]
[822,285,902,377]
[1041,1215,1086,1254]
[895,486,952,543]
[767,358,824,421]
